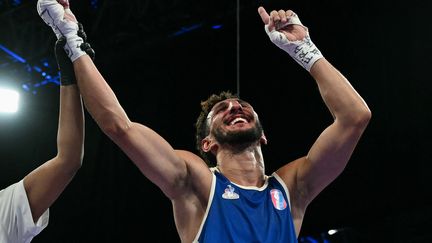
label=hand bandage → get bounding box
[265,15,323,72]
[37,0,87,62]
[37,0,65,39]
[63,32,87,62]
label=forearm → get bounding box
[57,85,84,167]
[24,84,84,222]
[73,55,131,136]
[291,61,371,203]
[259,7,370,124]
[310,59,371,126]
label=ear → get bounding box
[260,132,268,145]
[202,137,211,152]
[202,136,219,154]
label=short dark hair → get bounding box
[195,91,238,166]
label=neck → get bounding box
[216,145,266,187]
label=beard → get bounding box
[213,120,264,150]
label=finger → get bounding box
[270,10,281,23]
[275,10,299,30]
[80,43,95,60]
[278,10,287,23]
[286,10,295,17]
[268,10,282,31]
[285,10,296,23]
[257,6,270,25]
[77,23,87,41]
[58,0,77,23]
[57,0,70,9]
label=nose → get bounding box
[228,101,243,113]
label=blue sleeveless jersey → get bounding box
[193,169,297,243]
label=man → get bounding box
[0,15,89,242]
[38,0,371,242]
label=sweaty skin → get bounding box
[39,1,371,241]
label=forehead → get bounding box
[211,98,249,110]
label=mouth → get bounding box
[229,117,248,125]
[224,114,252,128]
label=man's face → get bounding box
[206,98,264,147]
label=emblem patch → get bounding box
[270,189,287,210]
[222,185,239,199]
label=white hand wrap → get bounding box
[37,0,64,39]
[265,15,323,72]
[61,13,87,62]
[37,0,87,62]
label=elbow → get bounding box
[98,114,131,140]
[56,152,83,175]
[72,157,83,173]
[350,106,372,129]
[57,140,84,172]
[359,106,372,126]
[66,159,82,176]
[66,155,83,175]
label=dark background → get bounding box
[1,0,432,242]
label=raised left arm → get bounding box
[297,58,371,204]
[258,6,371,205]
[23,39,85,222]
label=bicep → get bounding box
[112,122,192,198]
[297,121,366,202]
[23,157,77,222]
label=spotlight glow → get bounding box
[0,88,19,113]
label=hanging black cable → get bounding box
[236,0,240,98]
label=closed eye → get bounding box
[213,103,229,114]
[238,99,251,108]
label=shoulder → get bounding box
[274,157,309,206]
[275,157,305,188]
[0,180,31,216]
[175,150,210,173]
[174,150,213,196]
[175,149,204,162]
[0,179,49,242]
[0,180,24,202]
[175,149,212,179]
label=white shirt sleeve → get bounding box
[0,179,49,243]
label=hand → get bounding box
[55,22,95,85]
[257,6,323,72]
[55,37,75,85]
[258,6,307,41]
[77,23,95,61]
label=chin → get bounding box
[215,128,262,146]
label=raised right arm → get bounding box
[73,54,192,199]
[36,0,196,198]
[42,0,214,209]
